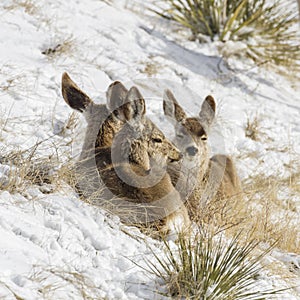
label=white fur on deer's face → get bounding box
[163,89,216,163]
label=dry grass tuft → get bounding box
[245,114,266,141]
[41,37,75,59]
[139,60,160,76]
[0,74,24,93]
[0,147,58,194]
[53,112,79,136]
[0,132,78,195]
[30,265,107,300]
[0,109,80,194]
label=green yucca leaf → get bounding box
[230,6,264,38]
[221,0,248,41]
[142,229,283,299]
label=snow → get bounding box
[0,0,300,299]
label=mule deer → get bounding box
[61,73,190,236]
[163,89,242,221]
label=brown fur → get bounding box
[96,86,190,235]
[163,89,242,221]
[210,154,241,199]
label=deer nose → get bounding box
[186,146,198,156]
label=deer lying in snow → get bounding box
[163,89,242,221]
[61,73,190,236]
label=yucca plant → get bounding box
[154,0,300,71]
[145,231,281,299]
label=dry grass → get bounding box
[100,0,112,5]
[8,153,79,196]
[29,265,107,300]
[202,192,245,234]
[245,114,266,142]
[0,117,7,143]
[0,131,78,196]
[1,145,297,298]
[202,166,300,254]
[4,0,38,15]
[139,60,160,76]
[241,171,300,254]
[0,74,23,93]
[52,111,79,137]
[41,37,75,59]
[0,108,80,194]
[0,147,58,194]
[3,0,52,30]
[0,280,25,300]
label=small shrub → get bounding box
[146,230,280,299]
[139,60,160,76]
[41,37,75,59]
[0,148,57,194]
[245,114,265,141]
[155,0,300,71]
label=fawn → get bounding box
[61,73,190,236]
[163,89,242,221]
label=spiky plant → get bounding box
[154,0,300,71]
[146,230,281,299]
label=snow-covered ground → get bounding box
[0,0,300,299]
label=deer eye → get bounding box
[153,138,163,143]
[201,135,207,141]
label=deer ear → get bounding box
[163,89,187,123]
[199,95,216,128]
[106,81,128,111]
[122,86,146,121]
[61,72,92,113]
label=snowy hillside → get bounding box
[0,0,300,299]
